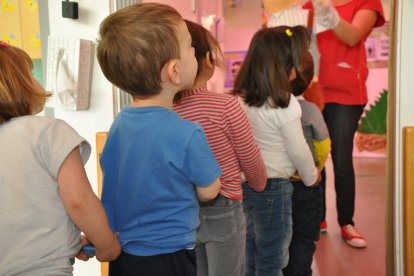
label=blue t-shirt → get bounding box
[101,106,221,256]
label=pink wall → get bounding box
[143,0,196,21]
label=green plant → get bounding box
[357,89,388,135]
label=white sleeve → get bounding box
[281,118,318,186]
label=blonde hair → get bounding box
[97,3,183,98]
[0,45,47,124]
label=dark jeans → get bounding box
[321,103,365,226]
[243,179,293,276]
[109,249,196,276]
[283,181,323,276]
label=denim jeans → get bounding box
[242,179,293,276]
[283,181,323,276]
[196,195,245,276]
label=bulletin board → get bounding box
[19,0,41,59]
[0,0,41,59]
[0,0,23,48]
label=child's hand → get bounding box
[75,235,91,262]
[309,168,322,188]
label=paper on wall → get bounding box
[45,36,93,111]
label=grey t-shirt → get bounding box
[298,98,329,166]
[0,116,91,275]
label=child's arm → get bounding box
[225,97,267,191]
[282,118,318,186]
[58,147,121,262]
[313,137,331,169]
[196,178,222,202]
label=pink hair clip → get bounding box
[0,41,10,48]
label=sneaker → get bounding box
[320,220,327,233]
[341,224,367,248]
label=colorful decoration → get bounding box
[28,33,41,48]
[1,0,14,12]
[355,89,387,153]
[1,34,16,46]
[25,0,38,12]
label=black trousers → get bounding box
[109,249,196,276]
[283,181,323,276]
[321,103,365,227]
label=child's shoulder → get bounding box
[9,115,66,130]
[297,98,322,116]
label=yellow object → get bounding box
[28,34,40,48]
[2,35,16,46]
[313,138,331,170]
[0,0,41,58]
[2,0,14,12]
[285,29,293,37]
[403,127,414,276]
[96,132,110,276]
[25,0,37,11]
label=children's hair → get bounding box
[184,19,223,77]
[232,25,310,108]
[291,51,314,97]
[97,3,183,98]
[0,44,48,124]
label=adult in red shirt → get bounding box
[310,0,385,248]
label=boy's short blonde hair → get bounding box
[97,3,183,98]
[0,45,47,124]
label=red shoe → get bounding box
[341,224,367,248]
[320,220,327,233]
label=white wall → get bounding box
[46,0,113,274]
[394,0,414,273]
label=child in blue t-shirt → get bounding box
[96,3,222,276]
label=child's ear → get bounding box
[165,59,180,85]
[204,51,214,69]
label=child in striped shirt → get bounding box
[173,20,267,276]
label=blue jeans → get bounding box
[283,181,323,276]
[242,179,293,276]
[196,195,245,276]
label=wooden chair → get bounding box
[403,127,414,276]
[96,132,109,276]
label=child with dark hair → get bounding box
[0,43,120,275]
[96,3,222,276]
[284,51,331,276]
[232,25,320,276]
[173,20,267,276]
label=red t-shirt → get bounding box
[307,0,385,105]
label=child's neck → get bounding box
[130,92,174,109]
[263,0,301,14]
[192,78,208,90]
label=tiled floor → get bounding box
[312,157,386,276]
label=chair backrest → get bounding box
[95,132,109,276]
[403,127,414,275]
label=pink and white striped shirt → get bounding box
[173,88,267,200]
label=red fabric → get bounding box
[303,81,325,110]
[173,88,267,199]
[306,0,385,105]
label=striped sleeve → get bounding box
[223,97,267,191]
